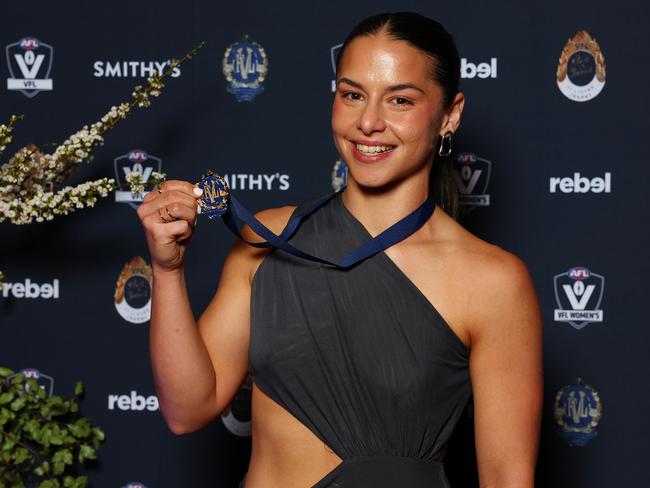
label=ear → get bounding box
[439,92,465,135]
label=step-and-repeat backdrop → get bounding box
[2,1,648,486]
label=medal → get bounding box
[196,171,230,218]
[196,171,435,270]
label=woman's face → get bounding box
[332,34,456,189]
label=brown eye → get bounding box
[392,96,412,106]
[343,92,363,101]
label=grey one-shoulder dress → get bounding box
[243,191,471,488]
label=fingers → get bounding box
[142,179,200,203]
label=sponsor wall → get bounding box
[1,1,648,487]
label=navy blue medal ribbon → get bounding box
[196,172,435,270]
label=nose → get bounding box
[357,99,386,136]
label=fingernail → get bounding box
[193,187,203,197]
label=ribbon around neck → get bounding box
[196,172,435,270]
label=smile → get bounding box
[354,143,396,154]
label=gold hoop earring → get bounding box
[438,131,453,157]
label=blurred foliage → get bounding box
[0,367,104,488]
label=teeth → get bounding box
[355,143,394,154]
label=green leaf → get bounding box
[10,396,26,411]
[0,392,14,404]
[78,444,96,462]
[38,480,61,488]
[74,382,84,396]
[0,367,15,377]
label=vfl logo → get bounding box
[330,43,343,92]
[223,36,268,102]
[554,378,602,446]
[6,368,54,397]
[557,31,606,102]
[114,150,162,209]
[331,159,348,191]
[221,376,252,437]
[114,257,153,324]
[6,37,53,97]
[554,266,604,330]
[453,152,491,210]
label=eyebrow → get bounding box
[337,77,425,94]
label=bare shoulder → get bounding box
[434,215,540,342]
[241,205,297,242]
[226,205,297,283]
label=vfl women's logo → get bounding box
[331,159,348,191]
[114,257,153,324]
[453,152,491,210]
[114,150,162,209]
[557,31,606,102]
[6,368,54,397]
[554,378,602,446]
[221,376,252,437]
[223,36,268,102]
[6,37,54,98]
[554,266,604,330]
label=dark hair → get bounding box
[336,12,461,219]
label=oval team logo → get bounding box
[554,378,602,446]
[331,159,348,191]
[223,35,268,102]
[556,31,606,102]
[114,257,153,324]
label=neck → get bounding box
[341,169,431,237]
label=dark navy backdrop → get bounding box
[2,1,648,486]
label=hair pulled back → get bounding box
[336,12,461,218]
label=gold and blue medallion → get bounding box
[196,171,230,219]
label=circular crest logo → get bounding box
[114,257,152,324]
[554,378,602,446]
[223,36,268,102]
[221,376,252,436]
[331,159,348,191]
[556,31,606,102]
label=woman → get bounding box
[137,12,543,488]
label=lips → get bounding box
[349,140,396,163]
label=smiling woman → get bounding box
[136,11,542,488]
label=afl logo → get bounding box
[223,35,268,102]
[114,150,162,208]
[6,36,54,98]
[554,378,602,446]
[221,376,252,437]
[6,368,54,397]
[331,159,348,191]
[453,152,491,210]
[556,31,606,102]
[554,266,604,330]
[114,257,152,324]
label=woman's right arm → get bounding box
[137,180,293,434]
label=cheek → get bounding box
[390,110,437,148]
